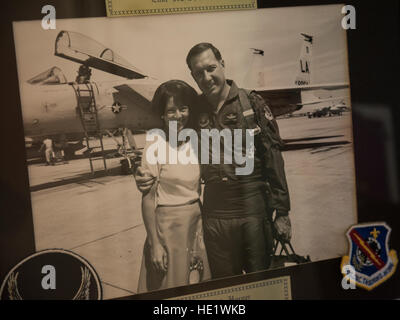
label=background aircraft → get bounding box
[247,33,349,117]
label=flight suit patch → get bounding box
[264,106,274,121]
[222,112,238,125]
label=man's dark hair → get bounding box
[186,43,222,70]
[152,80,198,129]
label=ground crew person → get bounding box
[39,137,54,165]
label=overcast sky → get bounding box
[13,4,350,92]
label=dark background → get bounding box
[0,0,398,299]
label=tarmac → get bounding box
[27,112,357,299]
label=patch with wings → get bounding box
[0,249,102,300]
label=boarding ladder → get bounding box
[72,82,107,174]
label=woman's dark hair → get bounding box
[152,80,199,130]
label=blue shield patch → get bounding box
[341,222,398,290]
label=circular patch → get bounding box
[264,106,274,121]
[0,249,102,300]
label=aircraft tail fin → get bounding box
[243,48,267,88]
[294,33,313,86]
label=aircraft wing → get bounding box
[113,82,158,104]
[252,82,349,93]
[112,84,153,109]
[296,96,349,106]
[111,83,163,130]
[250,83,349,117]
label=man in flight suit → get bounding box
[136,43,291,279]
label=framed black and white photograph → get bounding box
[9,4,357,299]
[0,0,398,301]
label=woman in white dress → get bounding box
[137,80,210,293]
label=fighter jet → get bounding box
[22,31,161,143]
[247,33,349,117]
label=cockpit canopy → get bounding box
[54,30,147,79]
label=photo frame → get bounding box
[0,0,398,301]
